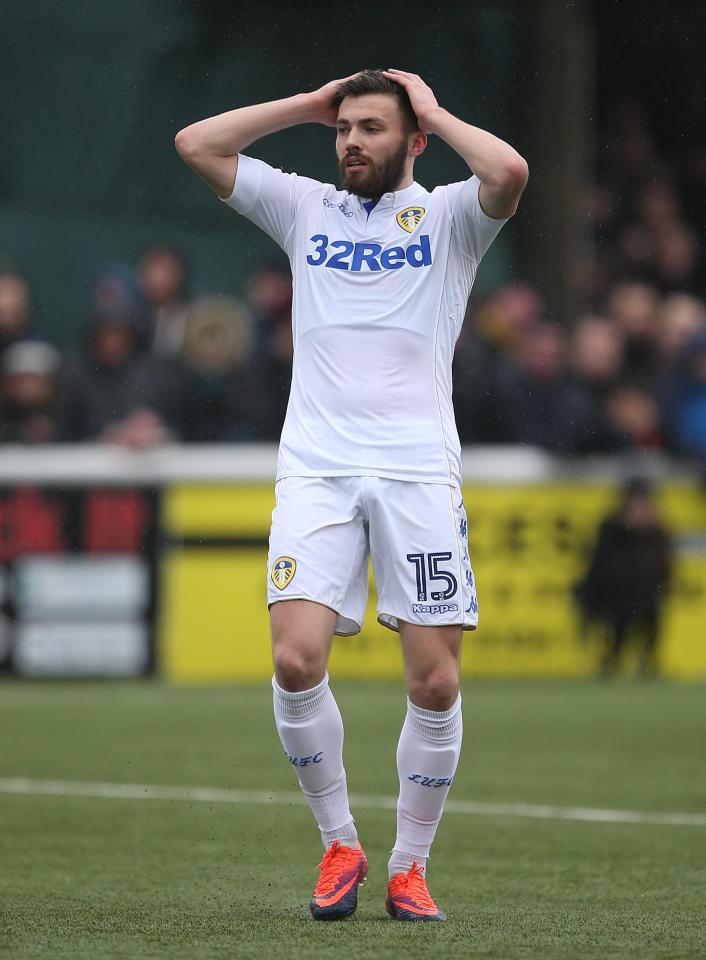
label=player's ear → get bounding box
[409,131,427,158]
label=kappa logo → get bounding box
[271,556,297,590]
[412,602,459,615]
[396,206,425,233]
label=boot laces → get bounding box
[391,863,437,909]
[314,840,357,895]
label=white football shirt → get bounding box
[223,153,508,487]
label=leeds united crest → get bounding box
[271,556,297,590]
[396,206,426,233]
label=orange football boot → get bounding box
[309,840,368,920]
[385,863,447,921]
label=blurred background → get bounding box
[1,0,706,683]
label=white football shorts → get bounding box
[267,475,478,635]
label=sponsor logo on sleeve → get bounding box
[322,197,353,217]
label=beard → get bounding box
[338,139,410,200]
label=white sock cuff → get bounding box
[406,694,462,740]
[272,673,331,719]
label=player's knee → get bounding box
[409,667,460,711]
[272,644,325,692]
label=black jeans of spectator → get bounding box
[600,609,660,677]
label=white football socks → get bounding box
[272,673,358,849]
[388,695,463,878]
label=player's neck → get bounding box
[355,174,415,203]
[392,175,414,193]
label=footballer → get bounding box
[176,68,528,921]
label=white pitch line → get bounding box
[0,778,704,827]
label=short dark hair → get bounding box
[334,70,418,134]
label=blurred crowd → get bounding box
[0,248,293,448]
[453,282,706,463]
[1,96,705,466]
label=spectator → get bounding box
[249,308,294,442]
[0,341,60,443]
[245,260,293,361]
[453,283,545,445]
[0,269,37,355]
[654,294,706,366]
[605,281,660,384]
[495,321,589,453]
[239,261,295,440]
[571,315,623,393]
[91,262,144,321]
[137,244,191,358]
[575,478,673,678]
[471,282,544,357]
[570,315,627,453]
[603,384,664,451]
[660,328,706,472]
[57,308,186,445]
[177,295,259,442]
[453,330,507,444]
[650,222,702,296]
[453,323,514,445]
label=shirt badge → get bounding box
[396,206,426,233]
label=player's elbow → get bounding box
[174,126,200,160]
[493,154,528,213]
[484,154,528,199]
[503,153,529,191]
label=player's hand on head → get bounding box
[382,69,441,134]
[308,73,362,126]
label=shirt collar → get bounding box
[351,181,423,211]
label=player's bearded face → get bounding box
[338,136,410,200]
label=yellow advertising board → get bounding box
[159,483,706,682]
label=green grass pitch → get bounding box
[1,679,704,959]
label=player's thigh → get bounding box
[367,479,477,633]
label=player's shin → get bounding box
[272,673,358,848]
[389,695,462,877]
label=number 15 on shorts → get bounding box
[406,552,458,602]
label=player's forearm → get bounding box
[175,94,317,159]
[425,108,528,187]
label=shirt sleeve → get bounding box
[220,154,321,255]
[445,175,509,264]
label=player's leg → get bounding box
[271,598,358,847]
[382,622,462,920]
[268,477,369,919]
[367,478,472,920]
